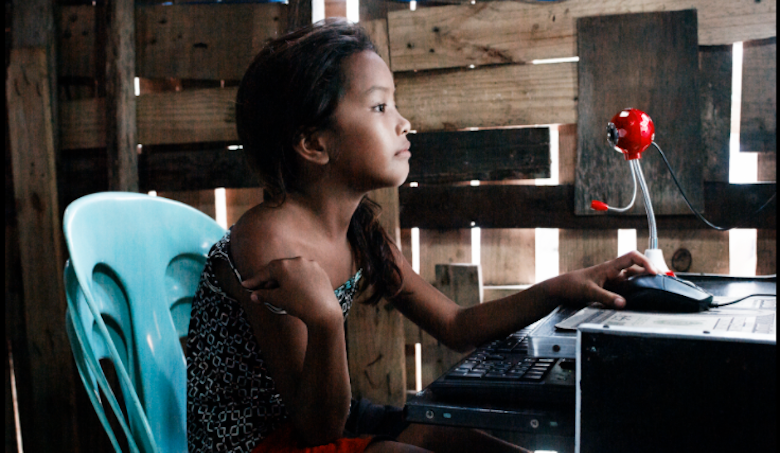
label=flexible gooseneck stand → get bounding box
[591,108,672,275]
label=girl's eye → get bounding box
[373,104,387,113]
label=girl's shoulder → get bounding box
[230,204,302,280]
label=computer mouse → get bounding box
[607,274,714,313]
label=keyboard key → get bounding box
[449,371,487,379]
[523,372,545,380]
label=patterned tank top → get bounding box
[186,229,362,453]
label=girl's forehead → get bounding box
[342,51,394,94]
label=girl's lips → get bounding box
[396,141,411,156]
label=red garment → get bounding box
[251,425,373,453]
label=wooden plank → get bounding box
[407,128,550,183]
[758,152,776,182]
[225,188,264,228]
[699,45,732,183]
[481,228,535,286]
[387,0,776,72]
[757,229,776,276]
[419,228,472,284]
[286,0,312,33]
[138,146,255,191]
[104,0,138,192]
[395,61,577,132]
[740,37,776,153]
[559,229,618,273]
[637,229,730,274]
[575,10,704,216]
[155,190,217,219]
[57,5,96,78]
[135,3,284,80]
[347,185,406,406]
[558,123,620,273]
[7,47,76,453]
[399,183,777,230]
[420,264,481,387]
[59,43,730,150]
[412,228,470,388]
[363,18,391,65]
[64,147,776,230]
[399,228,417,391]
[136,87,239,145]
[346,299,407,406]
[60,97,106,149]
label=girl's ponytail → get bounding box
[348,197,403,306]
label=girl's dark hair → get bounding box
[236,19,402,305]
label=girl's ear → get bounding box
[293,129,330,165]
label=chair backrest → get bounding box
[63,192,226,453]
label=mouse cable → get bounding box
[708,293,776,308]
[652,142,776,231]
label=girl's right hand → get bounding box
[241,257,343,325]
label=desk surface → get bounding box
[405,275,776,453]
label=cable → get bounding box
[652,142,776,231]
[709,293,776,308]
[603,161,638,212]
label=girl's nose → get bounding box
[398,114,411,135]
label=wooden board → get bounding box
[58,43,732,151]
[699,45,732,183]
[60,87,240,149]
[347,185,406,407]
[104,0,138,192]
[418,228,472,284]
[387,0,776,72]
[557,123,620,273]
[758,152,776,182]
[225,188,264,228]
[480,228,535,286]
[7,47,76,453]
[135,3,284,80]
[419,264,482,387]
[757,229,776,276]
[57,5,97,78]
[636,229,729,274]
[740,38,776,153]
[559,229,618,273]
[399,183,776,230]
[346,300,407,406]
[156,190,217,219]
[407,128,550,183]
[136,87,239,145]
[395,62,577,132]
[57,3,284,80]
[138,146,256,191]
[574,10,704,216]
[59,64,573,148]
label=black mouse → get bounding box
[607,274,714,313]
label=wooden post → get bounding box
[426,263,482,381]
[104,0,138,192]
[7,47,75,452]
[346,187,407,407]
[287,0,312,32]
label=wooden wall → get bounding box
[4,1,776,451]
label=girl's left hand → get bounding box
[542,250,658,309]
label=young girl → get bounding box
[187,19,656,453]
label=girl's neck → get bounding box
[283,187,363,242]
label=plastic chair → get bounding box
[63,192,226,453]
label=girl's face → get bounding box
[324,50,412,193]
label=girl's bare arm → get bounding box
[389,248,656,352]
[214,258,352,446]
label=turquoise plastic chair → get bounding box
[63,192,226,453]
